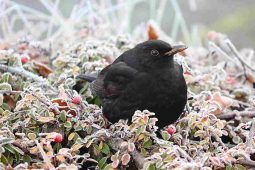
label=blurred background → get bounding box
[1,0,255,48]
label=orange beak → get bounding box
[165,45,188,56]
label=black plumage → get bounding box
[77,40,187,129]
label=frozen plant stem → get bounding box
[238,159,255,168]
[0,64,45,82]
[218,111,255,120]
[225,39,255,72]
[175,146,193,162]
[0,90,22,94]
[35,140,54,169]
[209,42,236,63]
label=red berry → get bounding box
[166,125,176,135]
[72,96,82,104]
[205,95,211,101]
[207,31,217,41]
[226,76,236,85]
[54,133,63,143]
[21,56,29,64]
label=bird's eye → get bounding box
[151,49,159,56]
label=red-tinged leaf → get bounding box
[121,153,130,165]
[3,95,16,110]
[0,42,10,50]
[147,25,158,40]
[33,61,53,77]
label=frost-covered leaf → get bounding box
[121,153,130,165]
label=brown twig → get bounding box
[217,111,255,120]
[12,140,30,154]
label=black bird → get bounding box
[77,40,187,128]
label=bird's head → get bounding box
[134,40,187,68]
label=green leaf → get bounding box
[0,155,9,165]
[101,144,110,155]
[23,155,32,163]
[88,96,101,106]
[60,111,66,122]
[3,144,23,163]
[1,103,11,111]
[93,144,99,151]
[74,123,82,131]
[53,143,62,153]
[92,144,100,155]
[143,139,152,148]
[13,93,20,102]
[4,144,15,154]
[1,138,14,145]
[12,145,24,155]
[234,164,246,170]
[34,126,39,134]
[103,164,114,170]
[86,126,93,134]
[1,73,12,83]
[98,157,107,169]
[7,154,13,165]
[14,150,20,162]
[141,148,147,157]
[0,83,12,91]
[64,121,72,128]
[161,131,170,141]
[148,164,156,170]
[225,165,232,170]
[136,127,142,135]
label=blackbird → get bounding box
[77,40,187,128]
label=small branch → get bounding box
[12,139,43,159]
[209,42,236,63]
[234,99,254,108]
[31,92,60,114]
[217,111,255,120]
[0,64,45,82]
[35,140,55,169]
[0,90,22,94]
[212,134,227,149]
[237,159,255,167]
[246,118,255,147]
[12,140,30,154]
[175,146,193,162]
[108,138,145,169]
[225,40,255,72]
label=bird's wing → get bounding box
[91,62,138,98]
